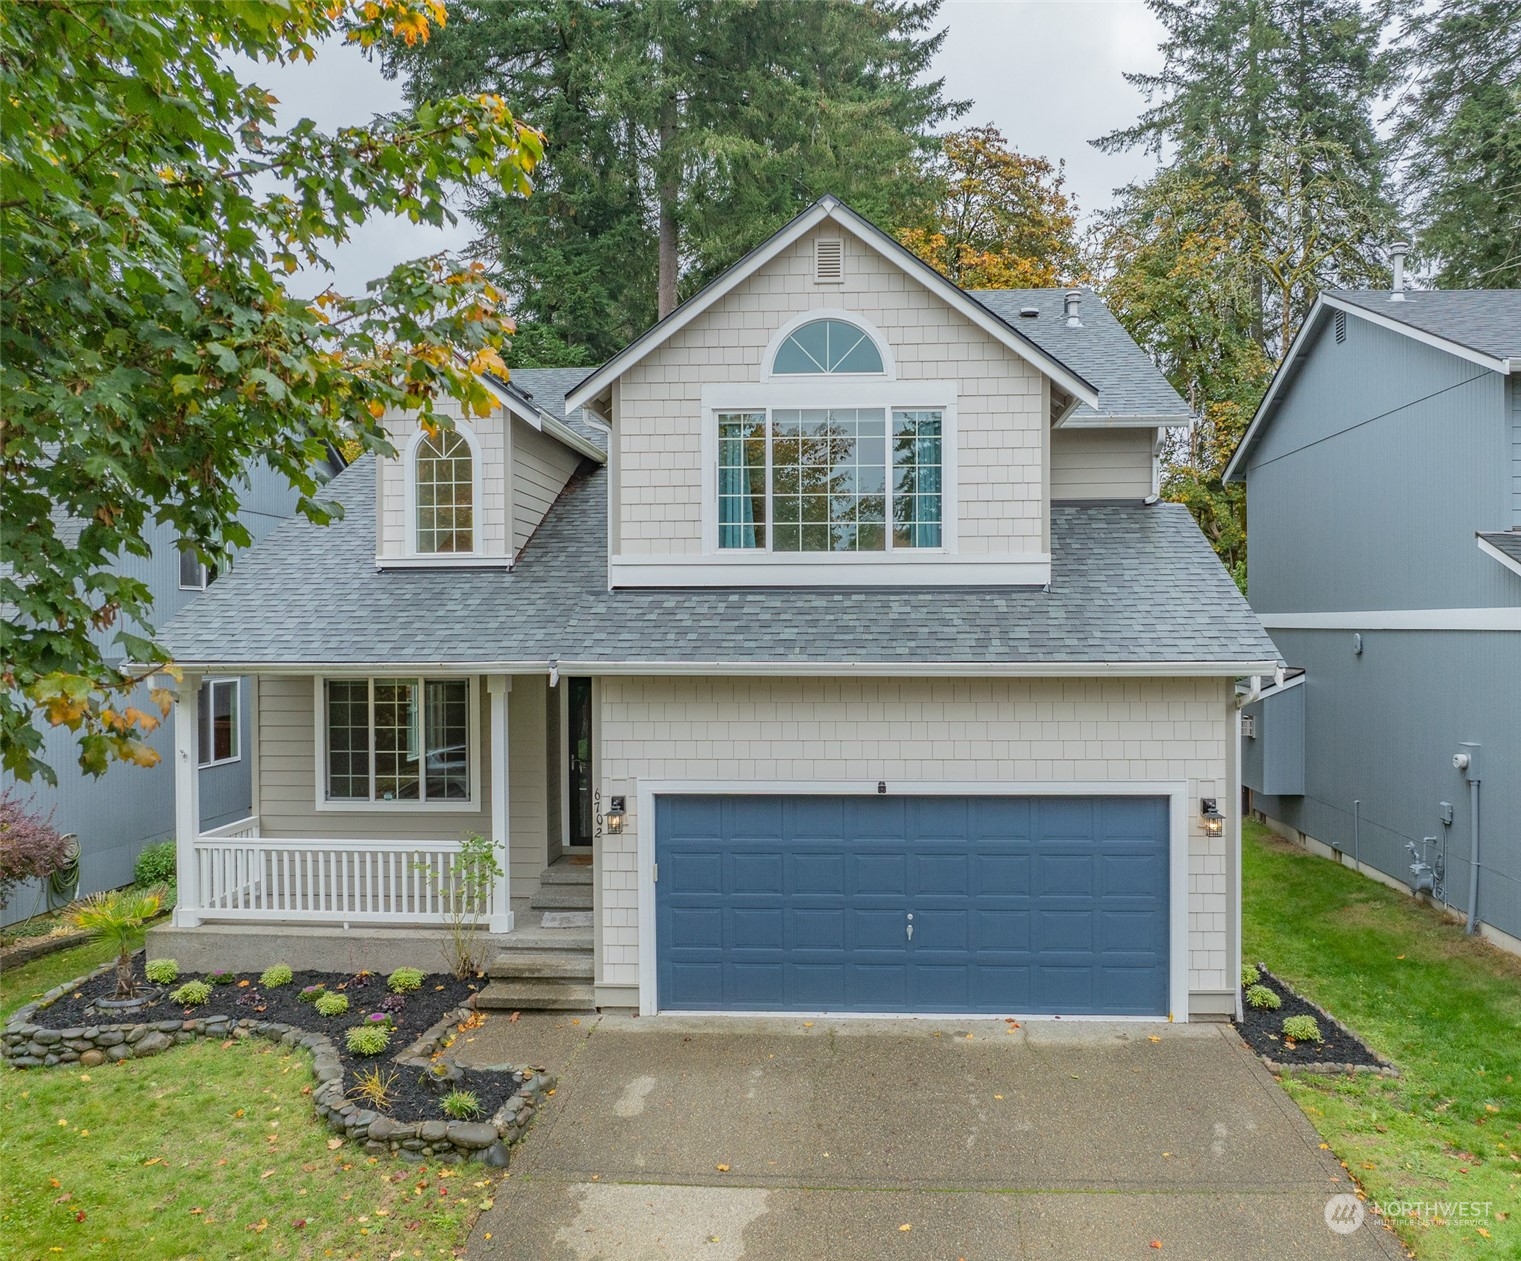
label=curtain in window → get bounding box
[892,410,943,548]
[718,412,766,549]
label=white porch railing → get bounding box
[188,817,485,925]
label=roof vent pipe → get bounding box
[1063,289,1083,327]
[1390,241,1410,301]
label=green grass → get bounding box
[0,1039,495,1259]
[1243,821,1521,1259]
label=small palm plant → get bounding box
[67,885,167,999]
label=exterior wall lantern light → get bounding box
[607,796,626,834]
[1201,798,1225,837]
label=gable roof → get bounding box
[480,372,606,462]
[158,456,1280,675]
[563,196,1100,418]
[970,289,1190,424]
[1225,289,1520,483]
[1478,530,1521,579]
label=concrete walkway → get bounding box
[454,1013,1406,1261]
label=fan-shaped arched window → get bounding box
[414,428,474,554]
[771,318,885,375]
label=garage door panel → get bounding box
[657,795,1168,1015]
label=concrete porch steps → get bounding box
[528,884,594,911]
[537,861,593,886]
[487,950,593,981]
[476,978,595,1011]
[483,893,596,1009]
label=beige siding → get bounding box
[596,676,1234,1008]
[613,226,1046,558]
[375,401,509,560]
[507,674,550,893]
[1051,427,1157,500]
[257,675,492,842]
[512,417,582,555]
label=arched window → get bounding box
[414,428,474,554]
[771,318,885,375]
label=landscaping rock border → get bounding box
[0,928,93,970]
[3,962,554,1167]
[1245,963,1398,1079]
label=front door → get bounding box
[567,676,595,848]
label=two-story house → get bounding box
[148,198,1278,1021]
[1226,284,1521,954]
[2,458,341,926]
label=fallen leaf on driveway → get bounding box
[1148,1035,1162,1043]
[508,1011,521,1023]
[899,1223,912,1232]
[1150,1242,1162,1250]
[715,1164,730,1173]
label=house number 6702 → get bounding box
[594,788,603,840]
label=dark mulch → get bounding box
[1234,967,1385,1068]
[29,961,523,1122]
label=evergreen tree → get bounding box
[1389,0,1521,287]
[384,0,960,364]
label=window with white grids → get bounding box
[414,429,474,554]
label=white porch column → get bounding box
[487,675,514,933]
[172,673,203,927]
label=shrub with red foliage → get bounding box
[0,789,73,905]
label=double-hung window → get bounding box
[323,678,472,804]
[197,678,239,767]
[717,407,943,552]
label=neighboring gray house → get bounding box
[1226,286,1521,953]
[149,198,1279,1022]
[1,460,339,926]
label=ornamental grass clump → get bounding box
[67,885,166,998]
[145,958,179,985]
[346,1024,391,1056]
[314,992,349,1017]
[1282,1014,1323,1043]
[441,1089,482,1120]
[1246,984,1281,1011]
[387,967,424,994]
[259,963,293,988]
[347,1067,400,1110]
[171,980,212,1006]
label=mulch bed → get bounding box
[29,961,523,1121]
[1234,966,1387,1070]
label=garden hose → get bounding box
[45,834,80,911]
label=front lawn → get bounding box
[0,1038,496,1258]
[1243,821,1521,1259]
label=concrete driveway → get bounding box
[455,1014,1404,1261]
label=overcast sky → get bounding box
[240,1,1167,296]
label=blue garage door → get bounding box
[656,795,1169,1015]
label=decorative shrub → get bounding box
[0,790,74,906]
[1245,984,1281,1010]
[297,984,326,1003]
[441,1089,482,1120]
[346,1024,391,1056]
[364,1011,394,1029]
[314,992,350,1017]
[171,980,212,1006]
[67,885,167,999]
[144,958,179,985]
[132,838,178,888]
[259,963,293,988]
[208,968,237,985]
[1240,963,1261,988]
[1282,1014,1323,1043]
[347,1067,399,1110]
[387,967,424,994]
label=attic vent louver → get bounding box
[814,237,844,283]
[1334,311,1347,343]
[1019,306,1039,318]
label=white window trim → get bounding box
[312,675,482,813]
[179,548,210,592]
[634,779,1192,1022]
[698,380,960,559]
[760,309,897,382]
[197,677,241,769]
[401,421,485,561]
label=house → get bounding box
[146,197,1279,1021]
[1225,281,1521,954]
[1,458,340,926]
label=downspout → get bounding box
[1352,800,1361,872]
[1465,779,1482,936]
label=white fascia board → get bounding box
[1477,536,1521,579]
[1325,295,1511,375]
[1062,414,1192,429]
[489,376,607,464]
[565,197,1101,417]
[1223,297,1327,485]
[1261,607,1521,631]
[162,657,1281,678]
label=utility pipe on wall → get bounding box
[1456,743,1482,936]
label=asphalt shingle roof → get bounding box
[1333,290,1521,362]
[159,457,1279,671]
[970,289,1190,422]
[500,367,608,450]
[1479,530,1521,564]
